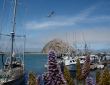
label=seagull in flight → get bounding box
[46,11,54,17]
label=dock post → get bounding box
[1,53,4,68]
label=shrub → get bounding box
[95,69,100,84]
[98,66,110,85]
[76,59,83,81]
[27,70,36,85]
[64,65,74,85]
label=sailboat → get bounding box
[0,0,26,85]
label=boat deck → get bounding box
[0,66,25,85]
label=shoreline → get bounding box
[0,52,47,54]
[24,53,47,54]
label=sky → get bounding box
[0,0,110,52]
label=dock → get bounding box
[90,63,97,70]
[101,60,110,64]
[90,63,104,70]
[0,53,5,68]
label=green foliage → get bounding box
[98,66,110,85]
[68,78,74,85]
[76,59,83,81]
[64,65,74,85]
[27,70,36,85]
[77,81,83,85]
[95,69,100,84]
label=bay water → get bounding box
[0,54,109,85]
[0,54,47,85]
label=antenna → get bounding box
[81,30,88,54]
[0,0,6,40]
[73,31,74,48]
[81,30,82,49]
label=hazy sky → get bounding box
[0,0,110,52]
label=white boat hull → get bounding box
[96,65,104,69]
[66,64,84,71]
[65,59,84,66]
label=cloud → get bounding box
[26,3,110,30]
[26,20,75,29]
[25,27,110,51]
[1,27,109,52]
[26,4,95,29]
[24,1,110,51]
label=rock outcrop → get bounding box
[42,39,74,54]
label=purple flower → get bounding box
[42,50,67,85]
[36,75,40,85]
[86,77,95,85]
[82,55,90,78]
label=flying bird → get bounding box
[46,11,54,17]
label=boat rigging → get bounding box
[0,0,27,85]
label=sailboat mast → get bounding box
[10,0,17,67]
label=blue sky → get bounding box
[0,0,110,52]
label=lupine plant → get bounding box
[42,50,67,85]
[36,75,40,85]
[64,65,74,85]
[82,54,90,78]
[76,59,83,81]
[98,66,110,85]
[95,69,100,84]
[27,70,36,85]
[86,77,95,85]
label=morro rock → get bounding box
[42,39,74,54]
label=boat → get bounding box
[90,54,99,63]
[105,52,110,60]
[0,0,26,85]
[96,64,104,69]
[63,55,85,71]
[44,63,48,69]
[90,54,104,70]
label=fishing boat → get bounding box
[64,55,85,71]
[105,52,110,60]
[0,0,26,85]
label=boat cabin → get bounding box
[4,57,22,69]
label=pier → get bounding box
[0,53,5,68]
[101,60,110,64]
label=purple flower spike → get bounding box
[86,76,95,85]
[82,54,90,78]
[42,50,67,85]
[36,75,40,85]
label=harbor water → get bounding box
[0,54,47,85]
[0,54,109,85]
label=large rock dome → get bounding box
[42,39,74,54]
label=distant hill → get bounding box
[42,39,75,54]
